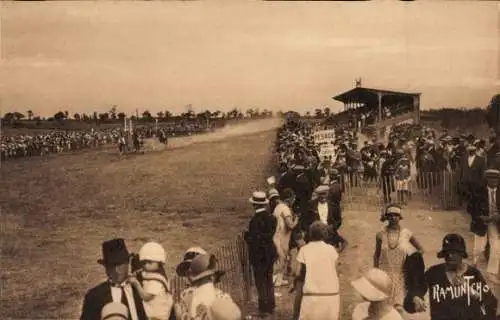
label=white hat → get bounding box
[101,302,129,320]
[249,191,269,205]
[267,188,280,200]
[176,246,208,277]
[351,268,392,302]
[138,242,166,263]
[266,176,276,185]
[315,185,330,194]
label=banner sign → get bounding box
[319,144,336,160]
[397,119,414,126]
[313,129,336,144]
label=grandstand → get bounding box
[331,83,421,139]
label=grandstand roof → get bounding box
[332,87,421,103]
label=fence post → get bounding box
[238,232,253,302]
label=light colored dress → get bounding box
[272,202,293,275]
[297,241,340,320]
[141,271,174,320]
[176,283,233,320]
[377,227,416,307]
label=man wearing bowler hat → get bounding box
[81,238,147,320]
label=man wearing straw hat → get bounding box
[244,191,277,317]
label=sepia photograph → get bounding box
[0,1,499,319]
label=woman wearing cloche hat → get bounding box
[374,204,424,312]
[412,233,498,319]
[351,268,404,320]
[174,254,240,320]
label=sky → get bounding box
[0,1,499,117]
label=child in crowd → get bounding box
[128,242,174,320]
[394,156,411,205]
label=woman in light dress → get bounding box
[373,204,424,312]
[295,221,341,320]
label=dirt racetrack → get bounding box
[1,117,499,319]
[0,119,280,319]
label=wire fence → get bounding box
[339,170,463,211]
[169,232,254,306]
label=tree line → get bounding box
[2,105,278,124]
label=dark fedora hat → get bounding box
[97,238,132,266]
[437,233,468,259]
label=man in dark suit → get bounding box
[80,238,147,320]
[459,144,486,203]
[304,185,347,252]
[470,169,500,285]
[244,191,278,317]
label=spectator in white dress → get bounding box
[295,221,340,320]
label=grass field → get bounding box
[0,120,278,319]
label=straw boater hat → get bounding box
[351,268,392,302]
[100,302,129,320]
[466,144,476,151]
[485,169,500,180]
[380,204,403,222]
[249,191,269,205]
[267,188,280,200]
[437,233,468,259]
[315,185,330,195]
[176,246,208,277]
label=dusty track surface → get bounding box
[0,120,280,319]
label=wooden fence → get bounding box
[339,170,463,211]
[169,232,254,306]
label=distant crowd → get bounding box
[1,121,211,161]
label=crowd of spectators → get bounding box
[0,121,212,161]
